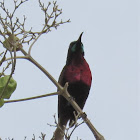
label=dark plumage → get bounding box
[52,33,92,140]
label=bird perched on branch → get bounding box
[52,32,92,140]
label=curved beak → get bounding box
[77,32,83,43]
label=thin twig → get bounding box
[4,91,59,103]
[28,0,70,55]
[28,25,46,55]
[5,56,28,61]
[0,50,7,66]
[68,122,84,139]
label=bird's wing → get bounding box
[58,65,66,86]
[58,65,65,118]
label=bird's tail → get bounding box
[51,124,66,140]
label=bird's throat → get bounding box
[64,58,92,87]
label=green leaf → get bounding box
[0,75,17,99]
[0,98,4,108]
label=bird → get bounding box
[52,32,92,140]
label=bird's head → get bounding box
[66,32,84,65]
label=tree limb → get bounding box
[4,91,59,103]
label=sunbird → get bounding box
[53,33,92,140]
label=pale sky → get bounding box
[0,0,139,140]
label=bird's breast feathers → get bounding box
[64,62,92,87]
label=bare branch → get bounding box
[0,50,7,66]
[39,133,46,140]
[4,56,28,61]
[12,0,29,17]
[28,0,70,55]
[0,50,13,77]
[65,121,84,140]
[4,91,59,104]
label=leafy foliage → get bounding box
[0,98,4,107]
[0,75,17,107]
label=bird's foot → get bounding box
[79,112,87,119]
